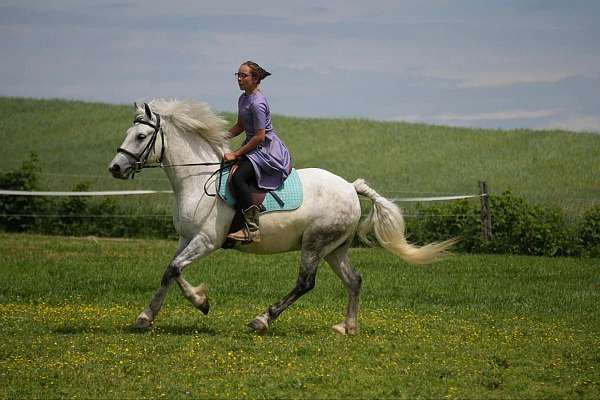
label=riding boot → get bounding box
[227,205,261,243]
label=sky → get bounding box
[1,0,600,132]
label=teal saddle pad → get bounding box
[217,167,303,214]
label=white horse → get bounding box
[108,99,455,335]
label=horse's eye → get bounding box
[137,133,147,140]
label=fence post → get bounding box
[479,181,492,241]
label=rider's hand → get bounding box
[223,152,238,162]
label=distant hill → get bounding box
[1,97,598,215]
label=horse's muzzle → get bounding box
[108,153,133,179]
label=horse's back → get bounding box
[297,168,360,213]
[235,168,361,254]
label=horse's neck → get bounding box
[162,128,228,201]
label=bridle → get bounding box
[117,113,165,178]
[117,111,232,177]
[116,109,233,196]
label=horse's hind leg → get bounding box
[325,240,362,335]
[248,249,321,332]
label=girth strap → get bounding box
[268,191,285,207]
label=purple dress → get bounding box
[238,90,291,190]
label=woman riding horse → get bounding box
[109,98,456,334]
[224,61,291,243]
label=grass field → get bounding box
[1,233,598,398]
[1,97,599,216]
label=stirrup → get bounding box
[227,227,251,242]
[227,224,261,243]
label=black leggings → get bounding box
[231,157,257,211]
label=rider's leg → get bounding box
[228,158,261,242]
[228,158,253,232]
[231,158,255,210]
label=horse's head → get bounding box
[109,102,164,179]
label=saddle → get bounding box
[217,165,303,214]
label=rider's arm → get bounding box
[228,117,244,138]
[233,129,265,158]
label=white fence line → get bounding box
[0,213,171,218]
[0,170,169,181]
[0,212,473,219]
[388,194,486,202]
[0,190,173,197]
[1,189,485,202]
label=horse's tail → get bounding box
[353,179,458,264]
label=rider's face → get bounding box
[237,64,258,93]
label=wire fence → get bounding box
[1,171,595,223]
[1,170,594,199]
[0,189,486,221]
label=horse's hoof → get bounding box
[134,317,153,330]
[247,315,269,332]
[332,323,358,335]
[197,299,210,315]
[346,325,358,335]
[332,323,347,335]
[190,284,209,315]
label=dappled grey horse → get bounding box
[108,99,455,334]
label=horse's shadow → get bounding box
[143,324,218,336]
[49,323,217,336]
[135,324,320,338]
[49,320,321,337]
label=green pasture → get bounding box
[1,97,599,216]
[1,233,598,398]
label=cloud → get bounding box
[435,109,561,123]
[391,108,600,133]
[389,109,562,128]
[543,115,600,133]
[1,1,599,133]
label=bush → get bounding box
[0,155,176,239]
[408,200,485,253]
[0,157,597,256]
[485,191,575,256]
[0,153,47,232]
[578,205,600,257]
[407,191,587,257]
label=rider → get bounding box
[224,61,291,243]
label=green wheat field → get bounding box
[1,97,599,217]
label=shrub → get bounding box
[0,153,47,231]
[578,205,600,257]
[408,200,485,253]
[0,155,176,239]
[408,191,583,257]
[0,157,596,256]
[485,191,573,256]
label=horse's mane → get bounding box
[149,98,229,147]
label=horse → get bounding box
[108,99,456,335]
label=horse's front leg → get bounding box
[135,234,216,329]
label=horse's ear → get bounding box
[133,102,138,110]
[144,103,152,119]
